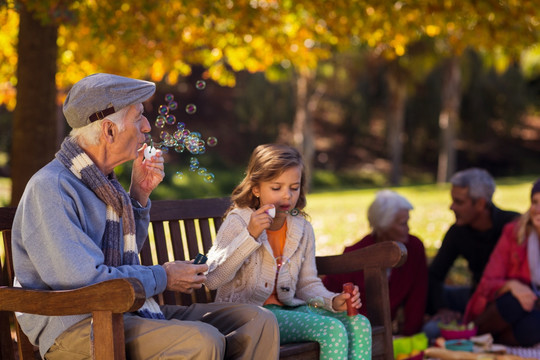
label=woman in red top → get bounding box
[464,179,540,347]
[323,190,428,335]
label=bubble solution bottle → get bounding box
[343,282,359,316]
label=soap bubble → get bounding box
[174,144,185,153]
[165,114,176,125]
[195,80,206,90]
[289,208,300,216]
[158,105,169,116]
[155,115,166,128]
[307,296,324,313]
[159,130,170,140]
[204,173,215,183]
[165,93,174,102]
[168,100,178,110]
[207,137,218,147]
[173,130,184,141]
[185,104,197,114]
[174,171,184,180]
[197,167,207,176]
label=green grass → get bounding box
[0,177,10,207]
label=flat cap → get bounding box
[63,73,156,128]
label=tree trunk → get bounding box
[11,3,59,205]
[437,57,461,184]
[292,70,315,189]
[386,66,407,186]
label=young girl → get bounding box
[205,143,372,360]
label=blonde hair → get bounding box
[228,143,307,216]
[516,179,540,244]
[516,211,531,245]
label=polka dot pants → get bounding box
[265,304,371,360]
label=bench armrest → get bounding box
[0,277,146,315]
[316,241,407,359]
[315,241,407,275]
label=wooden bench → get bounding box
[1,198,407,360]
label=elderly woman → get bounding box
[323,190,428,335]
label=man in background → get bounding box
[425,168,520,336]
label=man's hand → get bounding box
[162,260,208,294]
[247,204,274,239]
[129,143,165,206]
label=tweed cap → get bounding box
[63,73,156,128]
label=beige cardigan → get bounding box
[205,207,338,312]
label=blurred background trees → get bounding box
[1,0,540,205]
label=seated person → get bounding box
[205,144,372,359]
[323,189,428,335]
[464,178,540,347]
[426,168,519,335]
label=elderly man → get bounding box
[12,73,279,359]
[425,168,520,336]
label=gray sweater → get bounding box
[12,158,167,357]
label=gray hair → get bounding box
[69,106,128,147]
[450,168,495,204]
[367,189,413,232]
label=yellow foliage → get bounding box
[426,25,441,37]
[0,6,18,109]
[0,0,538,110]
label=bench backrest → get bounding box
[140,197,231,306]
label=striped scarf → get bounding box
[56,137,165,320]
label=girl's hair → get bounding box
[367,189,413,234]
[70,106,128,147]
[516,178,540,244]
[228,143,307,215]
[516,210,531,245]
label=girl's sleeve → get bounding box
[205,213,261,289]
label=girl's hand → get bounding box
[504,279,537,311]
[247,204,274,239]
[332,284,362,312]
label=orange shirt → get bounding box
[263,222,287,306]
